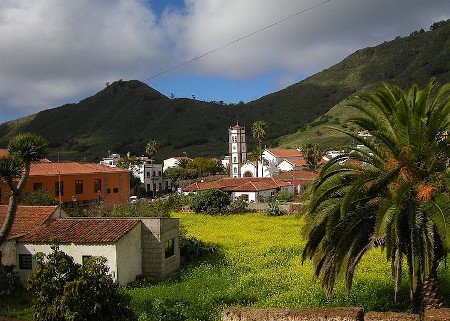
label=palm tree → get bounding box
[252,121,267,177]
[0,133,47,248]
[300,143,322,169]
[301,80,450,312]
[145,140,158,197]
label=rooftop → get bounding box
[0,205,59,239]
[20,218,140,244]
[29,161,129,176]
[266,149,302,158]
[183,177,291,192]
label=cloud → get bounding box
[0,0,449,122]
[0,0,167,120]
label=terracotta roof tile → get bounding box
[0,205,59,239]
[267,149,302,158]
[20,218,140,244]
[276,170,318,181]
[183,177,290,192]
[30,161,129,176]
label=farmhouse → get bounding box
[0,206,180,285]
[183,177,293,202]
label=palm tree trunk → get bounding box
[423,261,445,309]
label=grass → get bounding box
[3,213,450,320]
[127,213,450,321]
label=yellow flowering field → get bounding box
[127,213,450,321]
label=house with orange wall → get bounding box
[0,159,130,208]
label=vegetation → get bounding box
[20,189,57,206]
[127,213,450,321]
[266,201,286,216]
[0,133,47,248]
[0,265,19,295]
[190,189,231,215]
[299,143,322,169]
[27,245,136,321]
[252,120,268,177]
[2,21,450,161]
[301,80,450,311]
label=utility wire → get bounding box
[142,0,334,82]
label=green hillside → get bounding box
[1,20,450,161]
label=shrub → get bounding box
[27,245,136,321]
[266,201,286,216]
[178,223,222,264]
[226,198,250,214]
[275,190,294,202]
[0,265,20,295]
[190,189,230,215]
[21,190,57,206]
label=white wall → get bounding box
[240,163,256,177]
[17,243,117,284]
[233,191,257,202]
[277,160,294,172]
[116,223,142,285]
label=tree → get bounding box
[145,140,158,197]
[0,133,47,248]
[300,143,322,169]
[21,189,57,206]
[190,189,231,215]
[301,80,450,311]
[252,121,268,177]
[27,245,136,321]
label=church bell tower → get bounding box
[229,123,247,178]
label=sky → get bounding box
[0,0,449,124]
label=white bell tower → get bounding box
[229,123,247,178]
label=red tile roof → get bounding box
[183,177,291,193]
[276,170,318,181]
[0,149,9,158]
[20,218,140,244]
[30,162,129,176]
[0,205,59,239]
[266,149,302,158]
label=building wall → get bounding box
[233,191,258,202]
[141,218,180,278]
[0,239,17,266]
[16,243,117,283]
[277,161,295,172]
[0,172,129,207]
[116,223,142,285]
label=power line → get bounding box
[142,0,334,82]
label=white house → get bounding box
[99,153,121,167]
[0,206,180,285]
[183,177,294,202]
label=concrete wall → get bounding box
[0,240,17,266]
[221,307,450,321]
[140,218,180,278]
[116,223,142,285]
[17,242,117,283]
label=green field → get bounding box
[128,213,450,321]
[3,213,450,321]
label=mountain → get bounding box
[1,20,450,161]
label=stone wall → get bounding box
[222,307,450,321]
[140,218,180,278]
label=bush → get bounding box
[275,190,294,202]
[27,245,136,321]
[190,189,230,215]
[0,265,20,295]
[266,201,286,216]
[21,190,57,206]
[178,223,221,264]
[226,198,250,214]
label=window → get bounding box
[164,238,175,259]
[233,167,237,174]
[113,188,119,193]
[94,179,101,193]
[55,181,64,196]
[33,182,42,191]
[75,180,83,194]
[146,172,150,178]
[232,135,237,142]
[233,157,237,163]
[158,171,161,177]
[19,254,32,270]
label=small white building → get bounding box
[99,153,121,167]
[0,206,180,285]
